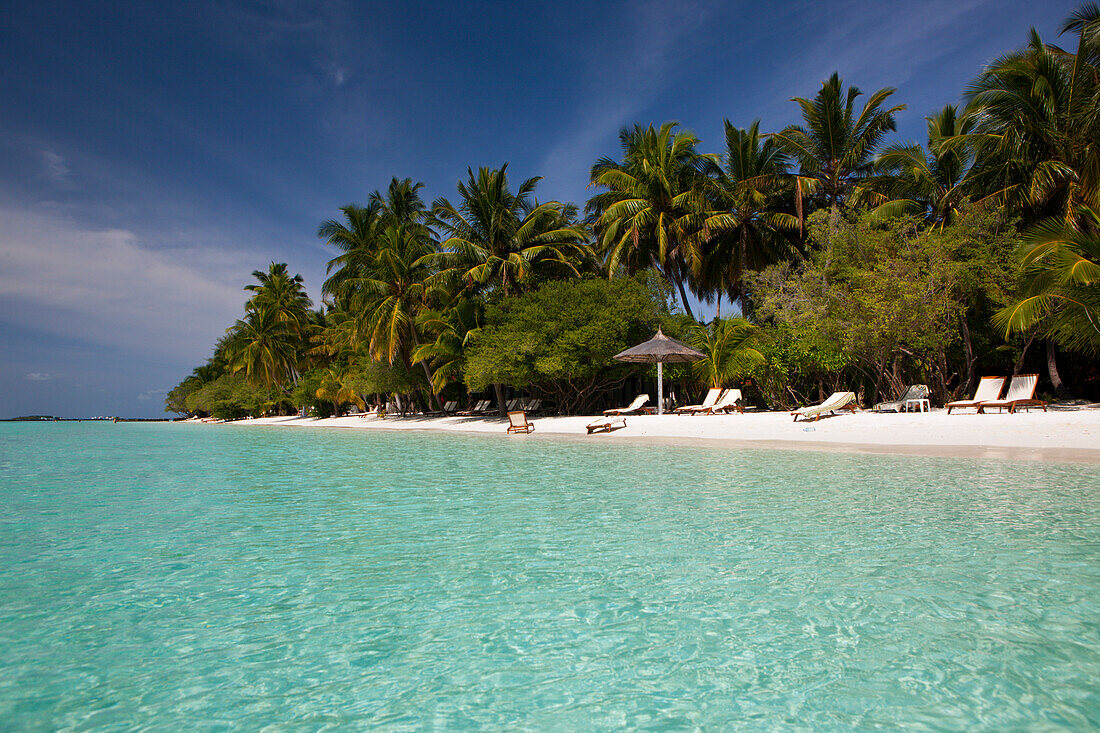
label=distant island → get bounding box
[3,416,175,422]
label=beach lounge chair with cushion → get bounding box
[674,387,722,415]
[604,394,652,416]
[707,388,744,415]
[586,417,627,434]
[506,411,535,434]
[873,384,930,413]
[791,391,857,422]
[946,377,1004,414]
[976,374,1046,413]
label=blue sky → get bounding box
[0,0,1081,418]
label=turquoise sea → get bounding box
[1,422,1098,730]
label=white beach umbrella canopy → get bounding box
[613,328,704,414]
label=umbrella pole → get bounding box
[657,361,664,415]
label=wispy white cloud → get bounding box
[0,206,252,363]
[735,0,1000,129]
[25,372,56,381]
[136,388,167,401]
[40,149,74,188]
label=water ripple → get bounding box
[0,422,1098,730]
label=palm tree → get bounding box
[995,207,1100,355]
[686,317,765,390]
[371,177,429,229]
[331,221,441,410]
[702,120,802,305]
[319,178,431,306]
[430,165,592,297]
[770,73,905,230]
[960,9,1100,229]
[244,262,313,336]
[315,366,367,415]
[873,105,976,229]
[318,202,386,305]
[412,297,482,393]
[224,263,313,398]
[348,223,436,365]
[225,307,302,391]
[587,122,715,319]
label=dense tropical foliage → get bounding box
[169,5,1100,417]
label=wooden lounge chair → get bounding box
[946,377,1004,414]
[586,417,627,434]
[674,388,722,415]
[456,399,490,416]
[506,410,534,433]
[791,391,857,422]
[705,388,744,415]
[976,374,1046,413]
[873,384,930,413]
[604,394,652,416]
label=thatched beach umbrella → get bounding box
[613,328,704,415]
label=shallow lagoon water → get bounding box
[1,422,1098,730]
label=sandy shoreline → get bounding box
[190,407,1100,463]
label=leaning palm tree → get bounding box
[960,9,1100,229]
[430,165,592,298]
[587,122,716,319]
[995,207,1100,355]
[702,120,802,305]
[687,317,765,390]
[770,73,905,230]
[873,105,976,229]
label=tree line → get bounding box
[168,5,1100,419]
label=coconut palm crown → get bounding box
[770,73,905,223]
[587,122,717,319]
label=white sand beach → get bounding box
[203,406,1100,462]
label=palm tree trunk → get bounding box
[1046,340,1068,398]
[648,251,695,321]
[739,226,748,301]
[410,331,441,411]
[960,313,976,395]
[673,274,696,321]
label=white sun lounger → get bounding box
[946,377,1004,414]
[604,394,651,416]
[976,374,1046,413]
[675,388,722,414]
[791,391,857,422]
[586,417,627,434]
[701,388,744,415]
